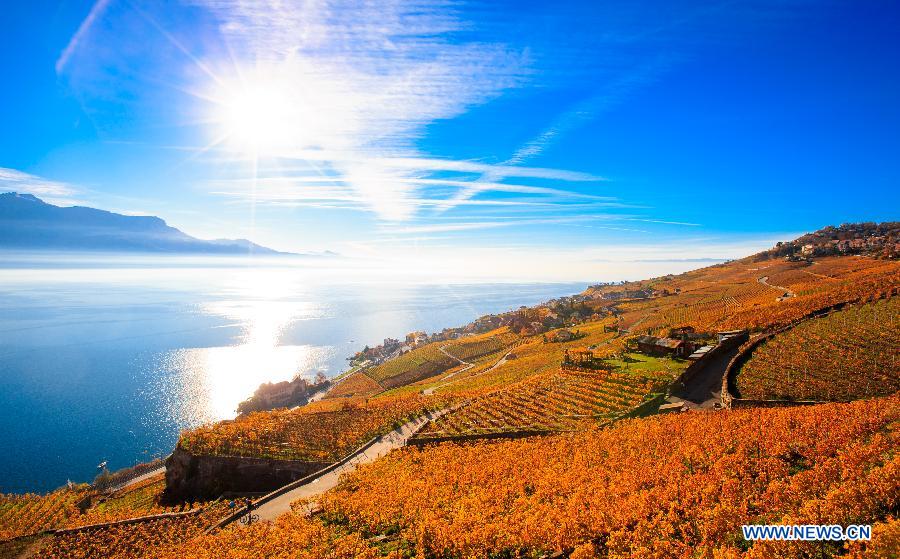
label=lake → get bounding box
[0,253,583,493]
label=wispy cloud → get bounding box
[51,0,785,244]
[0,168,83,205]
[436,56,674,213]
[185,0,537,220]
[56,0,112,75]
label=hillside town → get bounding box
[761,222,899,260]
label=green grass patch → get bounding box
[601,352,688,379]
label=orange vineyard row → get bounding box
[736,297,900,401]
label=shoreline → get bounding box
[1,279,588,495]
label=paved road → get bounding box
[669,343,742,410]
[253,413,438,521]
[105,465,166,494]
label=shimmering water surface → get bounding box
[0,254,581,493]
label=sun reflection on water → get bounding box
[157,271,334,424]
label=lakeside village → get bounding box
[239,286,718,414]
[238,222,898,415]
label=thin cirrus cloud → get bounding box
[55,0,615,224]
[55,0,112,75]
[189,0,538,221]
[48,0,785,245]
[436,56,675,214]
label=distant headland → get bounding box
[0,192,333,257]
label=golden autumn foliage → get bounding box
[39,502,229,559]
[419,367,662,437]
[736,297,900,401]
[0,487,86,540]
[64,475,198,528]
[587,255,899,335]
[178,394,449,461]
[321,397,900,559]
[154,511,385,559]
[326,371,385,399]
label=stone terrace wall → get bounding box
[165,448,328,500]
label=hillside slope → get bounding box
[0,192,285,254]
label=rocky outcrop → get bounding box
[164,448,328,500]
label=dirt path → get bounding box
[421,346,475,395]
[251,411,444,522]
[758,276,795,298]
[422,343,520,396]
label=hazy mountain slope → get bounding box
[0,192,285,254]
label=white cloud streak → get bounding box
[189,0,534,220]
[437,56,674,213]
[56,0,112,75]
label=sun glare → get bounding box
[207,64,349,158]
[219,82,297,153]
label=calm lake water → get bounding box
[0,254,582,493]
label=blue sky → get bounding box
[1,0,898,280]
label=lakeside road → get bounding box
[252,412,439,522]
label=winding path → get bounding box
[422,343,520,396]
[251,411,446,522]
[421,346,475,395]
[758,276,795,298]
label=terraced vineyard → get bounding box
[68,475,183,527]
[365,344,458,389]
[39,501,230,559]
[365,330,521,390]
[587,255,899,334]
[178,394,447,461]
[322,396,900,559]
[441,331,519,362]
[415,368,661,439]
[735,297,900,401]
[324,370,383,399]
[0,487,86,540]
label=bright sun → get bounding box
[205,63,354,158]
[219,82,297,154]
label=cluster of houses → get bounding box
[348,293,617,368]
[630,326,706,359]
[631,327,748,360]
[769,222,899,261]
[349,337,405,367]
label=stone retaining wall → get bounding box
[165,448,329,500]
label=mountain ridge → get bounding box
[0,192,305,256]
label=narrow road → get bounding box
[758,276,795,298]
[252,411,442,522]
[422,343,520,396]
[422,346,475,395]
[669,343,742,410]
[105,465,166,494]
